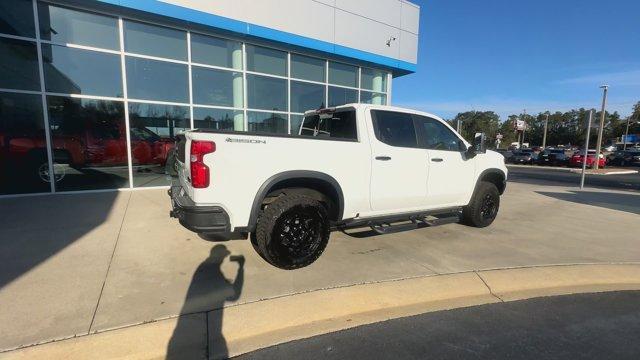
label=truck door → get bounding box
[413,115,475,207]
[368,109,429,212]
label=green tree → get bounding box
[452,111,500,147]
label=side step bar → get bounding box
[335,207,462,235]
[370,214,460,235]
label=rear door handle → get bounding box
[431,158,443,162]
[375,156,392,161]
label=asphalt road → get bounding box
[507,165,640,191]
[238,291,640,360]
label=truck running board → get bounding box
[369,214,460,235]
[336,207,462,236]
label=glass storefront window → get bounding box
[0,0,36,38]
[247,74,287,112]
[246,45,287,76]
[126,57,189,103]
[0,38,40,91]
[328,86,357,107]
[0,92,49,195]
[361,68,387,92]
[290,81,325,113]
[329,61,358,88]
[38,3,119,50]
[360,91,387,105]
[128,102,189,187]
[191,33,242,70]
[247,111,287,133]
[124,21,187,61]
[192,66,243,107]
[193,107,243,131]
[291,54,325,82]
[46,96,128,191]
[290,114,304,135]
[42,44,123,97]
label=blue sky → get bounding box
[393,0,640,120]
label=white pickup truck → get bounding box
[169,104,507,269]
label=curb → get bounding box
[2,263,640,360]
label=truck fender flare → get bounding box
[472,168,507,198]
[245,170,345,232]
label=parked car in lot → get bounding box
[495,149,514,162]
[536,149,569,166]
[509,149,536,164]
[169,104,508,269]
[569,150,606,168]
[607,150,640,167]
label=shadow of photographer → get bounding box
[167,244,244,359]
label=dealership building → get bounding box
[0,0,420,196]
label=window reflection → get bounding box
[128,102,189,188]
[360,91,387,105]
[192,66,242,107]
[0,0,36,38]
[191,33,242,69]
[38,3,119,50]
[124,20,187,60]
[291,54,325,82]
[0,37,40,91]
[0,92,49,195]
[126,57,189,103]
[247,74,287,111]
[42,44,123,97]
[329,62,358,88]
[290,81,325,113]
[46,96,129,191]
[194,107,243,131]
[247,111,287,134]
[246,45,287,76]
[328,86,357,107]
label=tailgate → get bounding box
[174,133,193,198]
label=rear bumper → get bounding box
[169,185,230,233]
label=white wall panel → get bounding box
[399,30,418,63]
[159,0,418,64]
[401,1,420,34]
[335,0,401,28]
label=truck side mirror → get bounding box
[473,132,487,154]
[466,132,486,158]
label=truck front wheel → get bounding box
[252,194,330,270]
[462,181,500,228]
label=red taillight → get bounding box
[190,141,215,188]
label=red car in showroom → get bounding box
[569,149,606,168]
[0,122,174,184]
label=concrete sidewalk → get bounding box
[1,182,640,355]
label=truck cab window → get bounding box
[299,109,357,140]
[414,115,465,151]
[371,110,417,148]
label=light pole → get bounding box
[542,112,549,149]
[623,117,638,151]
[593,85,608,169]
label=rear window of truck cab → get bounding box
[299,109,357,140]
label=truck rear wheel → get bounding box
[252,194,330,270]
[462,181,500,228]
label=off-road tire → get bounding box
[252,194,330,270]
[462,181,500,228]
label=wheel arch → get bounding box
[245,170,345,232]
[475,168,507,195]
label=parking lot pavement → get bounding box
[1,182,640,351]
[238,291,640,360]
